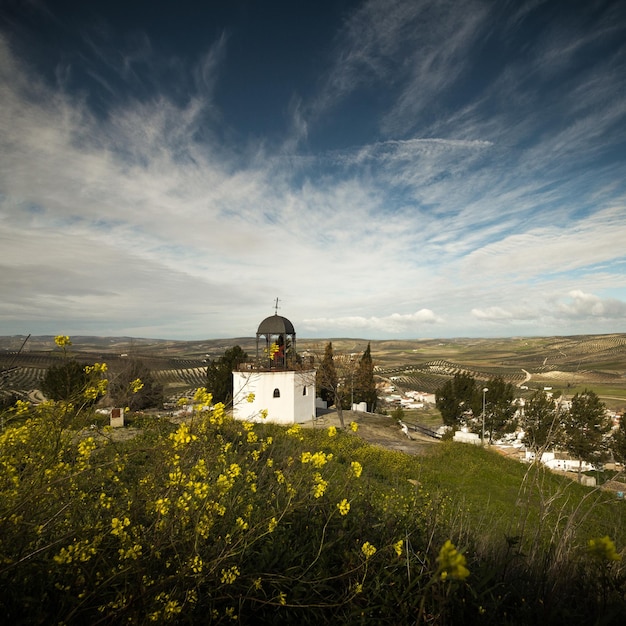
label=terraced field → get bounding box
[2,333,625,410]
[370,334,626,410]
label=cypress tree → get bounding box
[355,343,376,412]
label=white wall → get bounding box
[233,370,316,425]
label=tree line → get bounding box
[435,372,626,479]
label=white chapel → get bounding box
[232,311,316,425]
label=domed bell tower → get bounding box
[232,307,316,425]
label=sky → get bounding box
[1,0,626,340]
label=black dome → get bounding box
[257,314,295,335]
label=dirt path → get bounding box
[307,410,440,455]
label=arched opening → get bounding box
[273,388,281,398]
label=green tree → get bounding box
[41,360,90,402]
[611,414,626,465]
[315,342,348,428]
[522,390,561,452]
[483,376,517,444]
[316,342,338,406]
[206,346,248,405]
[564,390,611,482]
[354,343,377,412]
[108,359,163,411]
[435,372,478,426]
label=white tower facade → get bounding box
[232,312,316,425]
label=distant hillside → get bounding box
[2,333,626,409]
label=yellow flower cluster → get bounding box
[119,543,143,560]
[327,425,337,437]
[349,421,359,432]
[154,498,170,516]
[169,423,197,449]
[337,499,350,515]
[312,472,328,498]
[84,362,108,374]
[361,541,377,559]
[129,378,144,393]
[53,538,98,564]
[189,555,203,574]
[13,399,30,415]
[301,450,333,468]
[351,461,363,478]
[393,539,404,557]
[285,424,302,438]
[54,335,71,348]
[220,565,240,585]
[588,536,621,562]
[437,540,470,580]
[193,387,213,408]
[216,463,242,493]
[111,516,131,538]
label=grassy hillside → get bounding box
[1,391,625,624]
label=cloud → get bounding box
[557,290,626,320]
[303,310,443,335]
[1,4,626,340]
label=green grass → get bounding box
[2,401,626,625]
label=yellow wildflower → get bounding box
[190,555,203,573]
[337,499,350,515]
[437,540,470,580]
[169,423,197,448]
[193,387,213,407]
[351,461,363,478]
[588,536,621,562]
[129,378,144,393]
[268,517,278,533]
[393,539,404,557]
[361,542,377,559]
[246,392,255,403]
[220,566,240,585]
[349,421,359,432]
[286,424,302,437]
[84,386,99,401]
[312,472,328,498]
[77,437,96,458]
[54,335,71,348]
[111,517,131,537]
[327,425,337,437]
[13,399,30,415]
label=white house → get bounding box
[232,312,316,425]
[524,450,594,473]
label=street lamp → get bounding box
[481,387,489,445]
[350,355,355,413]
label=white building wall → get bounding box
[232,370,316,425]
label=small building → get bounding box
[232,311,316,425]
[524,450,594,473]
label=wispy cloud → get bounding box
[1,2,626,339]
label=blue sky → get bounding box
[1,0,626,340]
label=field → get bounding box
[2,333,626,411]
